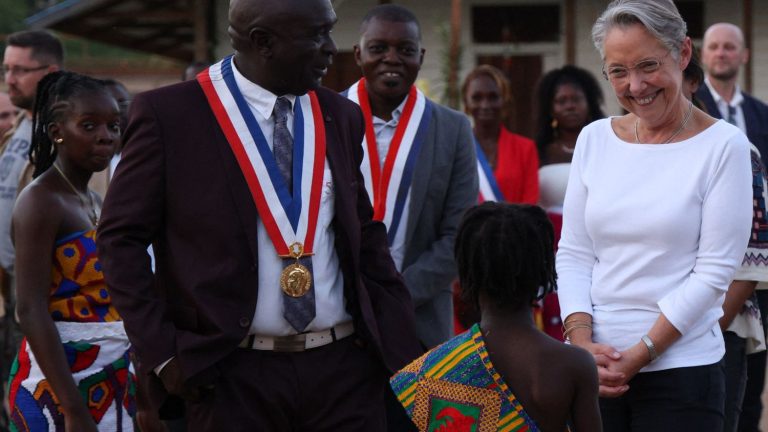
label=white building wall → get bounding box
[211,0,768,108]
[751,1,768,102]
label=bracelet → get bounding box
[641,335,659,362]
[562,319,592,334]
[563,318,592,327]
[562,324,592,340]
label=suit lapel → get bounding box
[697,87,720,119]
[203,95,262,264]
[742,97,759,138]
[404,113,435,245]
[323,108,359,240]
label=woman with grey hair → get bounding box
[557,0,753,430]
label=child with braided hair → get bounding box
[391,202,601,431]
[9,71,135,431]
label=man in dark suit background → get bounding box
[697,22,768,432]
[96,0,421,430]
[696,23,768,164]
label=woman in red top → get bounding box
[453,66,540,334]
[462,65,539,204]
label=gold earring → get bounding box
[550,118,558,130]
[54,137,63,144]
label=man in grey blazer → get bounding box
[344,4,477,349]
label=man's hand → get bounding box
[158,358,201,402]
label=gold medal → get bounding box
[279,242,313,297]
[280,262,312,297]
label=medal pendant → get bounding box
[280,261,312,297]
[279,242,312,297]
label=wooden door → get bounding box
[476,55,542,139]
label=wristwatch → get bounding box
[641,334,659,362]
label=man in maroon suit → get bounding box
[96,0,421,430]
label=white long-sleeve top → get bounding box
[557,118,752,372]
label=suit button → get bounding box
[239,317,250,328]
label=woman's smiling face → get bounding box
[603,23,690,128]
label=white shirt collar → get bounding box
[231,59,297,119]
[372,97,408,126]
[704,77,744,107]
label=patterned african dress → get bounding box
[8,230,136,431]
[391,324,539,432]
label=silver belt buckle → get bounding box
[273,334,307,352]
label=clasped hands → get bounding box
[578,340,651,398]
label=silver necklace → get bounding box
[560,142,575,154]
[53,163,99,226]
[634,100,694,144]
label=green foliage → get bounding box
[438,21,462,110]
[0,0,29,35]
[62,36,182,71]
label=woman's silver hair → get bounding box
[592,0,687,59]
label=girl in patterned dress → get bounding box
[9,71,135,431]
[391,203,601,431]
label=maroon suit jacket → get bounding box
[96,80,421,406]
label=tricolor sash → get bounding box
[343,78,432,245]
[475,138,505,202]
[197,56,326,257]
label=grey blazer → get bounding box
[401,101,478,348]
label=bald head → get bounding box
[228,0,315,52]
[226,0,337,95]
[701,22,748,83]
[704,23,745,49]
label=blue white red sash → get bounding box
[475,138,505,202]
[197,56,326,257]
[344,78,432,244]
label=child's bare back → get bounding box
[483,323,600,432]
[390,203,602,431]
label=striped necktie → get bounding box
[273,96,316,332]
[273,96,293,190]
[727,105,738,126]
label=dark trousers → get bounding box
[185,336,387,432]
[599,363,725,432]
[739,290,768,432]
[723,331,749,432]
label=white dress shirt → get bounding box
[231,62,350,336]
[704,78,746,132]
[371,98,411,271]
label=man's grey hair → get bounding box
[592,0,687,60]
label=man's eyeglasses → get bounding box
[0,111,18,121]
[1,65,50,78]
[602,51,671,83]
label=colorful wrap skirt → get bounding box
[8,321,136,431]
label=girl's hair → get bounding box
[534,65,605,163]
[30,71,109,178]
[455,202,557,311]
[684,43,704,90]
